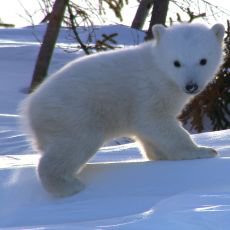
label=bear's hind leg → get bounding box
[37,136,103,197]
[38,152,84,197]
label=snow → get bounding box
[0,24,229,229]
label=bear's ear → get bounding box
[152,24,166,43]
[211,23,225,43]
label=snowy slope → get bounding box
[1,130,230,229]
[0,24,229,229]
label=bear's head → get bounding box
[152,23,225,95]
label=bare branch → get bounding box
[67,3,90,55]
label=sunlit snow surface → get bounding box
[0,124,230,229]
[0,24,229,229]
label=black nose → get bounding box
[185,82,199,94]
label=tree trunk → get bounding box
[29,0,69,92]
[131,0,153,30]
[146,0,169,40]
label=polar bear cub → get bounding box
[21,23,225,196]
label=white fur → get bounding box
[21,23,224,196]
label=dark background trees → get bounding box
[29,0,128,91]
[30,0,69,91]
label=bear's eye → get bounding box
[200,58,207,66]
[174,60,181,68]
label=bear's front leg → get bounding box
[137,118,217,160]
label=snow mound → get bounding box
[0,130,230,229]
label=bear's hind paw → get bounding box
[40,175,85,197]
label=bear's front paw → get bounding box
[171,146,218,160]
[196,146,218,159]
[182,146,218,160]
